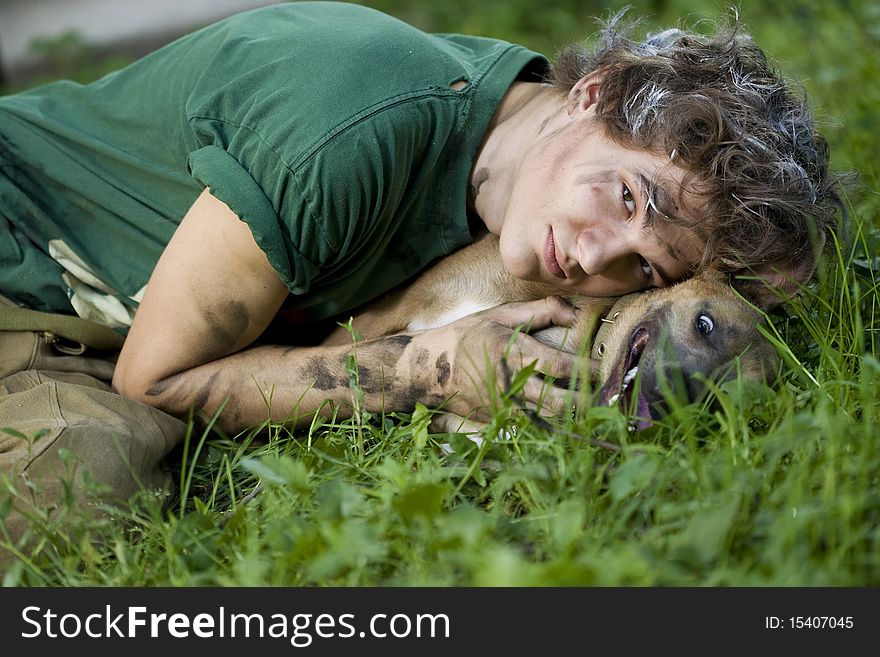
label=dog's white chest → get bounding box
[406,299,496,331]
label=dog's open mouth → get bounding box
[597,326,653,429]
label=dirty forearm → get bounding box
[141,333,450,432]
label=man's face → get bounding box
[495,114,705,297]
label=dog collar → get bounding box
[591,292,642,361]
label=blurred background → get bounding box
[0,0,276,85]
[1,0,877,228]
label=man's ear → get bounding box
[730,232,826,310]
[566,71,605,117]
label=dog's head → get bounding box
[576,272,779,428]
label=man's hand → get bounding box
[401,296,595,421]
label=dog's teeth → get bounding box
[623,366,639,386]
[607,393,621,406]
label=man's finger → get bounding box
[506,333,597,381]
[481,296,576,330]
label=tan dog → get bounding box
[323,232,779,429]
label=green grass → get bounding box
[2,0,879,586]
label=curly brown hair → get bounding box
[548,10,845,285]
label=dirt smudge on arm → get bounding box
[435,352,450,386]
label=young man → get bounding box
[0,3,841,557]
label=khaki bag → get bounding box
[0,300,124,351]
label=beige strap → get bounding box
[0,303,124,350]
[590,292,642,361]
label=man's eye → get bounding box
[639,255,652,279]
[622,183,636,215]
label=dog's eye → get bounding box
[695,313,715,335]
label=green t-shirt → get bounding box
[0,1,546,331]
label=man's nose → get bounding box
[576,226,630,277]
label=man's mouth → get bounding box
[544,227,566,279]
[598,326,653,429]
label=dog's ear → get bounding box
[728,232,826,310]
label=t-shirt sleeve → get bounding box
[185,100,418,300]
[186,130,320,296]
[185,81,443,302]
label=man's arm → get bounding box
[113,188,290,425]
[114,189,586,433]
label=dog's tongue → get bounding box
[633,393,653,430]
